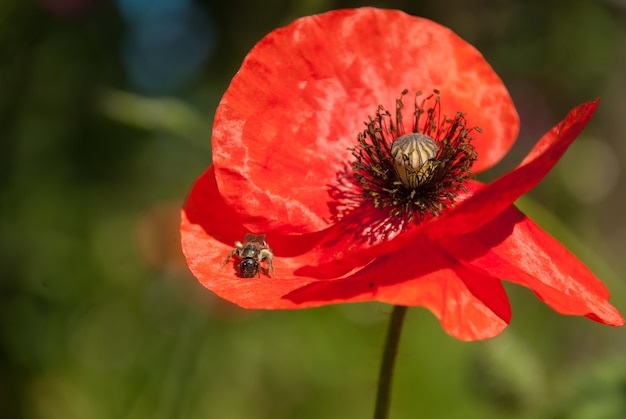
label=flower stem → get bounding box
[374,305,408,419]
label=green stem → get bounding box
[374,305,408,419]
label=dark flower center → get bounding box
[350,90,480,223]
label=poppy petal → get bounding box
[183,165,248,246]
[181,166,513,332]
[212,7,518,235]
[297,100,598,279]
[183,165,327,257]
[427,100,599,239]
[181,166,322,307]
[287,242,511,340]
[441,205,625,325]
[182,166,376,308]
[182,212,322,308]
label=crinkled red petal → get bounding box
[182,166,513,335]
[286,242,511,340]
[212,7,518,235]
[182,166,323,308]
[182,210,321,309]
[297,100,598,279]
[441,205,624,325]
[426,100,599,239]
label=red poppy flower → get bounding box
[181,8,624,340]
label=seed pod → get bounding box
[391,133,439,189]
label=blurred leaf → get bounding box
[98,88,210,149]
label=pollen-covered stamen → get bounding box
[350,90,479,222]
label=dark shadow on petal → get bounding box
[184,166,249,246]
[326,162,363,223]
[283,276,377,304]
[440,205,522,261]
[184,166,327,258]
[288,241,443,302]
[325,163,419,247]
[286,240,511,330]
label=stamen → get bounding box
[349,90,479,223]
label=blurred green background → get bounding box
[1,0,625,418]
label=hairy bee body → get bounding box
[223,233,274,278]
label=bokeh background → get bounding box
[2,0,626,418]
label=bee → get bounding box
[222,233,275,278]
